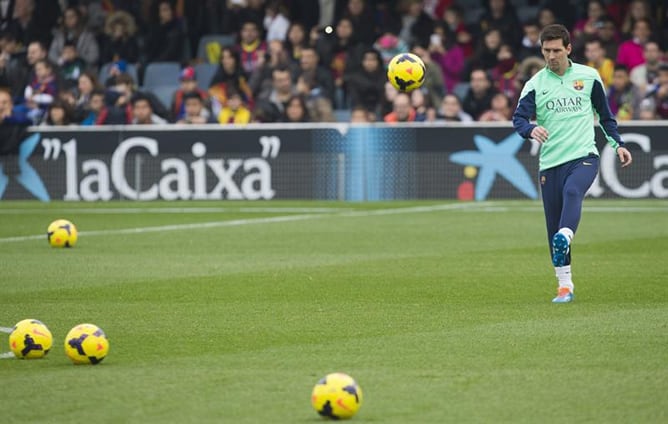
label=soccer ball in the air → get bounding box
[64,323,109,365]
[387,53,426,92]
[311,372,363,420]
[8,319,53,359]
[47,219,78,247]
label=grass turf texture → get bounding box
[0,199,666,423]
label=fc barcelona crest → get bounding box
[573,80,584,91]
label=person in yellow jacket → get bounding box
[584,37,614,88]
[217,88,251,124]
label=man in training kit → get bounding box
[512,24,633,303]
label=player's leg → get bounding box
[552,156,597,264]
[540,164,576,303]
[553,156,600,264]
[551,156,599,303]
[540,166,571,302]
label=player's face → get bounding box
[541,39,571,76]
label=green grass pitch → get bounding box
[0,199,666,423]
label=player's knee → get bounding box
[563,185,583,200]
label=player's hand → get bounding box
[617,146,632,167]
[530,126,549,143]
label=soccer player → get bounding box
[512,24,633,303]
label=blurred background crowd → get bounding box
[0,0,666,127]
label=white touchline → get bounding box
[0,326,13,333]
[0,207,353,215]
[0,203,479,244]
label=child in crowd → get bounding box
[217,87,251,124]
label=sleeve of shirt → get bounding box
[591,77,625,148]
[512,79,537,139]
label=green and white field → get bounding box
[1,200,666,423]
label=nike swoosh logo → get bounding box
[542,90,548,95]
[583,162,592,166]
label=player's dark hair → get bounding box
[539,24,570,48]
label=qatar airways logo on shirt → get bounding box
[545,97,583,113]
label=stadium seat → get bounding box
[453,82,470,101]
[143,62,181,90]
[150,85,177,111]
[517,6,540,24]
[194,63,218,88]
[99,62,139,85]
[196,34,236,64]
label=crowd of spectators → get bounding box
[0,0,667,127]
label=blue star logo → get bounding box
[0,133,50,201]
[450,133,537,201]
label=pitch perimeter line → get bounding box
[0,207,353,215]
[0,203,478,244]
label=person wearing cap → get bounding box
[172,66,209,121]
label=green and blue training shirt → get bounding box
[512,60,625,171]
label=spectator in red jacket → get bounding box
[171,66,209,121]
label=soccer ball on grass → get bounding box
[311,372,363,420]
[8,319,53,359]
[64,323,109,365]
[47,219,78,248]
[387,53,426,92]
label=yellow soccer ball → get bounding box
[387,53,426,92]
[311,372,363,420]
[64,323,109,365]
[47,219,78,248]
[8,319,53,359]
